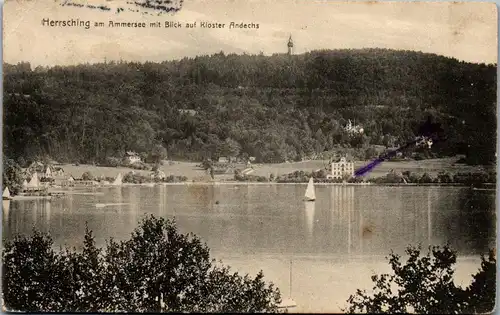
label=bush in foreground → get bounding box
[3,215,282,313]
[345,245,496,314]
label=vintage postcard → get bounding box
[2,0,497,313]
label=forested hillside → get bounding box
[3,49,496,165]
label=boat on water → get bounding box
[304,177,316,201]
[278,260,298,310]
[112,173,123,186]
[2,187,12,200]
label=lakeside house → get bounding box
[218,157,228,163]
[22,173,48,194]
[386,147,404,158]
[150,170,166,180]
[25,161,44,177]
[51,166,65,177]
[61,176,76,187]
[125,151,141,165]
[24,162,65,181]
[328,157,354,179]
[178,109,198,116]
[44,166,52,178]
[42,165,68,185]
[73,179,99,187]
[344,119,364,135]
[27,173,40,188]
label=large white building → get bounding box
[329,157,354,179]
[125,151,141,164]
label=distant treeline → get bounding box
[3,48,496,165]
[264,170,496,185]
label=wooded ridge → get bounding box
[3,48,496,165]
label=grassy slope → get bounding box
[59,157,488,181]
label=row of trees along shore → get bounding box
[236,169,496,185]
[3,157,495,197]
[4,49,496,166]
[3,215,496,313]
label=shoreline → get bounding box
[43,181,496,189]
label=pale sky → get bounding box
[3,0,498,66]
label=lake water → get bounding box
[2,184,496,312]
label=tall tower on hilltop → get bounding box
[287,35,293,55]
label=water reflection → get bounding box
[330,186,355,255]
[3,200,11,232]
[45,199,51,225]
[186,184,212,211]
[128,187,139,226]
[2,186,495,257]
[115,187,124,214]
[427,188,432,243]
[304,201,315,241]
[3,200,10,218]
[446,187,496,254]
[158,184,166,217]
[1,185,495,314]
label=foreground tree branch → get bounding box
[2,215,282,313]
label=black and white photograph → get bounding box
[2,0,497,313]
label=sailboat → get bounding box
[112,173,123,186]
[304,177,316,201]
[2,187,12,200]
[27,172,40,188]
[278,260,298,310]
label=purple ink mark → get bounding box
[354,116,446,177]
[60,0,183,15]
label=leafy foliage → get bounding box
[2,215,282,312]
[149,144,168,164]
[276,169,495,184]
[3,49,496,165]
[2,157,24,195]
[464,250,497,314]
[81,171,93,181]
[345,245,496,314]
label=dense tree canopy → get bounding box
[2,215,282,312]
[345,245,496,314]
[3,49,496,165]
[2,156,24,194]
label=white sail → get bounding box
[2,187,11,199]
[22,179,28,189]
[278,260,297,310]
[28,173,40,188]
[304,177,316,201]
[112,173,123,186]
